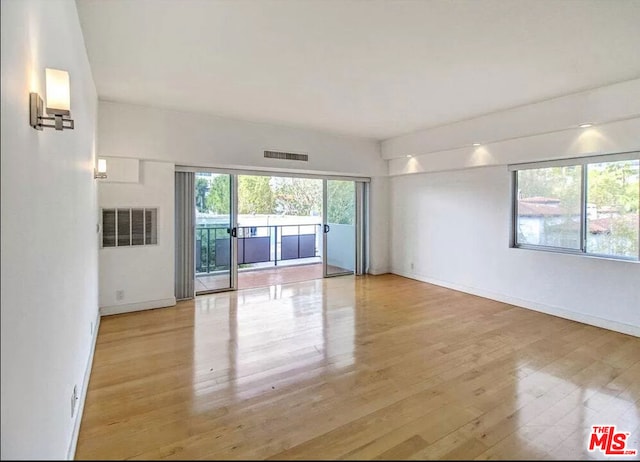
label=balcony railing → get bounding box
[196,224,320,274]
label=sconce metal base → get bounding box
[94,170,107,179]
[30,93,74,131]
[30,93,44,131]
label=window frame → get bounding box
[101,207,159,248]
[510,152,640,262]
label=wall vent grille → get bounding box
[264,150,309,162]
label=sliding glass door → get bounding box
[194,172,236,294]
[177,168,367,299]
[323,179,357,277]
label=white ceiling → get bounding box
[76,0,640,140]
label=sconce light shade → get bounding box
[95,158,107,179]
[30,68,74,131]
[45,68,70,115]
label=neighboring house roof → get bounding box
[518,200,565,217]
[588,214,639,234]
[598,206,620,214]
[519,196,561,205]
[589,218,611,234]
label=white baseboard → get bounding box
[368,267,390,276]
[67,311,101,460]
[392,269,640,338]
[99,297,177,316]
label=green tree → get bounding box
[587,160,639,212]
[517,165,581,212]
[327,180,355,225]
[273,178,322,216]
[206,174,230,214]
[238,176,275,214]
[195,177,210,213]
[586,160,639,258]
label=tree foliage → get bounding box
[195,177,210,213]
[327,180,355,225]
[587,161,639,212]
[238,176,275,214]
[201,174,356,225]
[517,161,639,213]
[517,165,581,212]
[273,178,322,216]
[205,174,230,214]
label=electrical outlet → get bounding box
[90,321,94,335]
[410,262,414,270]
[71,385,78,418]
[116,290,124,301]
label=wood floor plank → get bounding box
[75,274,640,460]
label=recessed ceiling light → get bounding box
[406,155,412,158]
[579,123,593,128]
[473,143,481,147]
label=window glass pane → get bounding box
[145,208,158,245]
[117,209,131,246]
[516,166,582,249]
[102,209,116,247]
[586,160,639,258]
[131,209,144,245]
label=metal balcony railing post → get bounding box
[274,225,278,266]
[206,227,211,273]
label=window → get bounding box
[512,154,639,261]
[102,207,158,247]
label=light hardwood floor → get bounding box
[76,274,640,460]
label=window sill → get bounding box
[510,245,639,263]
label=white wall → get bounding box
[388,117,640,176]
[98,159,176,315]
[99,101,387,177]
[390,167,640,336]
[1,0,99,459]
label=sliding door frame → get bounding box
[230,174,238,290]
[356,181,366,276]
[193,173,238,295]
[176,165,370,183]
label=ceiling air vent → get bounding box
[264,150,309,162]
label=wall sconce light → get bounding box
[94,158,107,179]
[30,68,74,131]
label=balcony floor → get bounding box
[196,263,324,292]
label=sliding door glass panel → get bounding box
[325,180,356,276]
[195,172,233,293]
